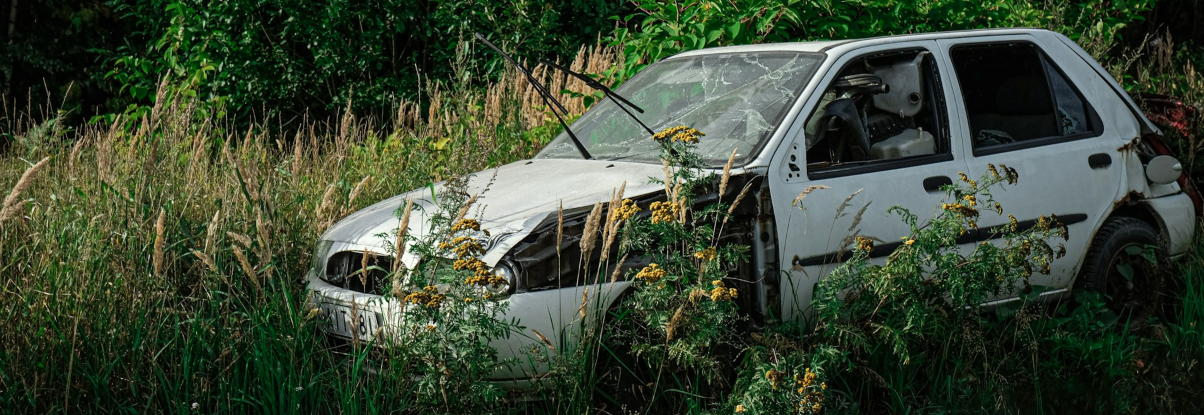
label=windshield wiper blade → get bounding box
[538,58,655,136]
[474,33,592,160]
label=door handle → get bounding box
[923,176,952,193]
[1088,153,1112,169]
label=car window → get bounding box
[950,42,1098,149]
[536,52,822,166]
[803,48,950,172]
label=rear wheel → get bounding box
[1077,217,1165,326]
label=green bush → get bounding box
[612,0,1152,81]
[104,0,626,124]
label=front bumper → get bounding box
[306,268,634,387]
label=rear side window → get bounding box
[950,42,1100,151]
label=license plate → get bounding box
[319,302,382,341]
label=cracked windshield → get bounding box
[537,52,822,164]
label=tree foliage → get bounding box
[104,0,626,124]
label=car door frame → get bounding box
[934,33,1141,298]
[766,39,971,321]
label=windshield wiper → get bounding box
[474,33,592,160]
[538,58,655,136]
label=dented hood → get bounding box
[317,158,667,268]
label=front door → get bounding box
[768,41,969,321]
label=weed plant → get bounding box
[3,28,1204,415]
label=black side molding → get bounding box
[794,213,1088,267]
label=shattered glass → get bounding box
[536,52,822,165]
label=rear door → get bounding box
[768,40,970,320]
[937,34,1126,297]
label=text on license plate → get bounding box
[320,302,383,341]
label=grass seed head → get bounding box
[205,209,221,255]
[666,306,685,341]
[0,156,51,226]
[531,329,556,352]
[720,148,737,195]
[580,202,603,261]
[394,198,413,272]
[153,208,166,275]
[232,245,261,296]
[453,194,478,225]
[835,188,863,219]
[345,175,372,214]
[724,183,754,227]
[556,200,564,257]
[192,250,219,273]
[792,185,830,208]
[227,232,252,249]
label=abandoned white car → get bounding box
[306,28,1198,383]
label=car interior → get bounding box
[950,42,1095,147]
[804,49,948,169]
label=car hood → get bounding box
[318,158,668,268]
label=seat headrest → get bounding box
[872,53,927,117]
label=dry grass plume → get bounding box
[153,208,166,275]
[0,156,51,226]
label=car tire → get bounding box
[1077,216,1165,326]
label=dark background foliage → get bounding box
[1,0,627,126]
[2,0,1202,128]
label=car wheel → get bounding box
[1077,216,1165,326]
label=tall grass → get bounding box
[0,42,617,414]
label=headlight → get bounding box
[311,240,334,277]
[488,260,518,298]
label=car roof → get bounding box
[671,28,1052,57]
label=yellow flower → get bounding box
[450,219,482,233]
[735,404,746,413]
[694,246,718,262]
[454,257,489,274]
[634,263,667,284]
[904,239,915,246]
[942,202,979,219]
[650,201,678,224]
[404,291,445,308]
[999,163,1019,184]
[652,125,704,144]
[856,236,874,253]
[765,369,784,390]
[1037,215,1051,232]
[614,199,641,221]
[709,280,737,301]
[652,125,687,142]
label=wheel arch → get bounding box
[1069,201,1169,290]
